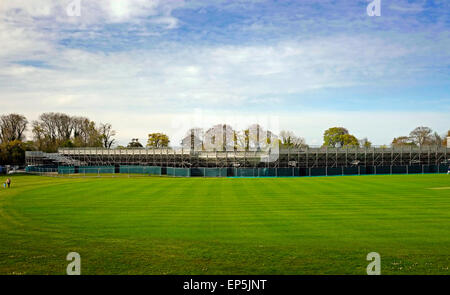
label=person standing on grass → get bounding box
[6,178,11,188]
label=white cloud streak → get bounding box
[0,0,449,146]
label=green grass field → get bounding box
[0,174,449,275]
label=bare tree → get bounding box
[181,128,203,150]
[99,123,116,148]
[72,117,101,147]
[409,126,433,147]
[33,113,58,145]
[32,112,102,151]
[54,113,73,141]
[0,114,28,142]
[279,130,307,148]
[72,116,88,139]
[428,132,442,146]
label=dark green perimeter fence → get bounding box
[25,164,450,177]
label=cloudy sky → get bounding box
[0,0,449,146]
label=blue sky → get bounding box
[0,0,449,146]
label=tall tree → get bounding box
[32,112,102,152]
[84,121,102,147]
[323,127,354,147]
[279,130,307,148]
[341,134,359,146]
[54,113,73,141]
[32,113,61,151]
[32,120,57,152]
[147,133,170,148]
[409,126,433,147]
[99,123,116,148]
[31,121,49,151]
[0,114,28,143]
[428,132,442,146]
[72,116,88,140]
[71,118,102,148]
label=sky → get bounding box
[0,0,449,146]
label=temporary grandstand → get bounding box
[26,145,450,177]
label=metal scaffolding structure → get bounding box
[26,146,450,169]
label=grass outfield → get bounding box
[0,174,449,275]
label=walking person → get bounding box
[6,178,11,188]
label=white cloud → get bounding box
[1,33,449,145]
[389,0,425,13]
[0,36,412,109]
[0,0,55,17]
[0,0,449,147]
[0,0,183,28]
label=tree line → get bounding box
[391,127,448,147]
[0,112,448,165]
[123,125,307,151]
[0,113,116,165]
[32,113,116,151]
[321,126,448,148]
[125,124,449,151]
